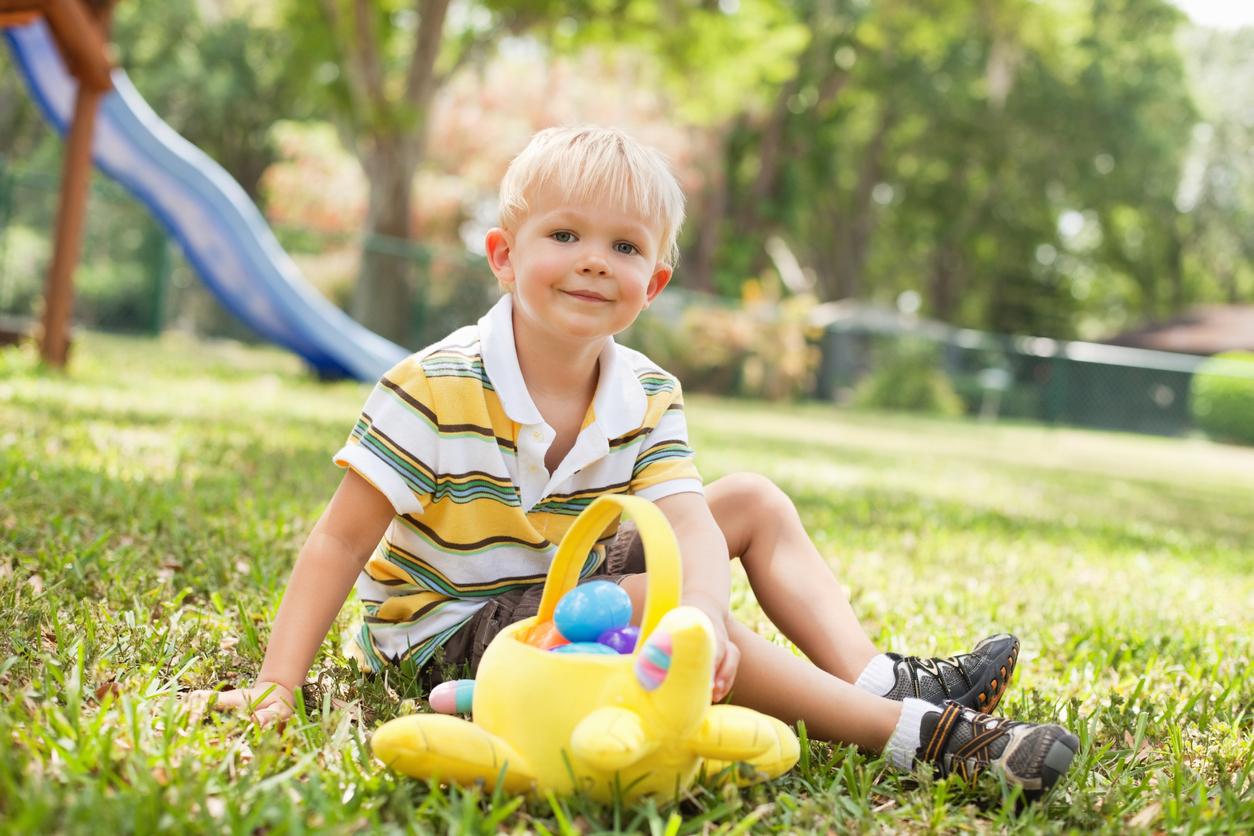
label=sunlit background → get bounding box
[1,0,1252,432]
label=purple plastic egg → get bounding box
[597,625,641,655]
[553,580,633,642]
[549,641,619,655]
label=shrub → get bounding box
[853,338,964,416]
[1190,350,1254,445]
[621,294,818,400]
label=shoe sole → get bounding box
[955,635,1020,714]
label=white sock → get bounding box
[885,697,941,770]
[854,653,898,697]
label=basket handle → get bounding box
[534,495,681,644]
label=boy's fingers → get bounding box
[186,689,227,709]
[204,690,249,711]
[251,706,290,730]
[712,640,740,702]
[187,688,272,714]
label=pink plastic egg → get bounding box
[428,679,475,714]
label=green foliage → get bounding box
[112,0,311,201]
[852,339,964,415]
[0,47,54,164]
[1189,350,1254,445]
[1176,27,1254,305]
[545,0,809,126]
[5,331,1254,832]
[709,0,1198,337]
[0,224,47,318]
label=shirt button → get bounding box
[529,465,536,471]
[533,430,543,441]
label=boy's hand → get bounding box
[711,619,740,702]
[654,492,739,703]
[185,470,392,730]
[684,592,739,701]
[187,682,295,726]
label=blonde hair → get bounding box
[498,125,686,266]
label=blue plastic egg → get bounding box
[597,625,641,655]
[553,580,633,643]
[549,641,620,655]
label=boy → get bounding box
[195,126,1078,800]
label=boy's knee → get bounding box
[709,472,794,521]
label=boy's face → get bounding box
[485,186,672,348]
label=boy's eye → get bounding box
[552,231,575,243]
[614,242,638,255]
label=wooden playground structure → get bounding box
[0,0,117,366]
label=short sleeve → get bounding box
[629,377,703,501]
[333,355,437,516]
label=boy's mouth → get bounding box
[563,289,611,302]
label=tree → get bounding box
[279,0,465,345]
[112,0,309,204]
[1175,25,1254,305]
[698,0,1197,337]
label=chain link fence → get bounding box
[813,305,1254,437]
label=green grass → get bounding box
[2,332,1254,834]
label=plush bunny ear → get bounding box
[632,607,715,737]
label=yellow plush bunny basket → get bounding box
[371,495,799,801]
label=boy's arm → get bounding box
[652,491,739,701]
[189,469,394,723]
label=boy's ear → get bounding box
[485,228,515,285]
[644,263,673,308]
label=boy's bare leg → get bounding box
[724,620,900,748]
[705,472,879,683]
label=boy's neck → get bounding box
[511,307,605,416]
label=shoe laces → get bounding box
[900,654,970,699]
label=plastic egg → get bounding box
[429,679,475,714]
[553,580,633,642]
[522,620,569,650]
[597,625,642,654]
[550,641,620,655]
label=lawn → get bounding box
[2,332,1253,834]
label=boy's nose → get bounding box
[579,253,610,276]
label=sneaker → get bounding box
[883,633,1020,713]
[917,701,1079,802]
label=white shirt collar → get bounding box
[479,294,544,426]
[478,294,648,437]
[478,294,649,511]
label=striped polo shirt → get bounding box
[334,294,703,670]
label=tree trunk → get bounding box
[1165,216,1185,314]
[322,0,452,348]
[821,109,895,301]
[830,214,860,299]
[687,163,727,293]
[928,243,963,321]
[1220,257,1238,304]
[353,132,417,346]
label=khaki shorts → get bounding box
[421,520,647,688]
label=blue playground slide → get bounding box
[3,19,409,380]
